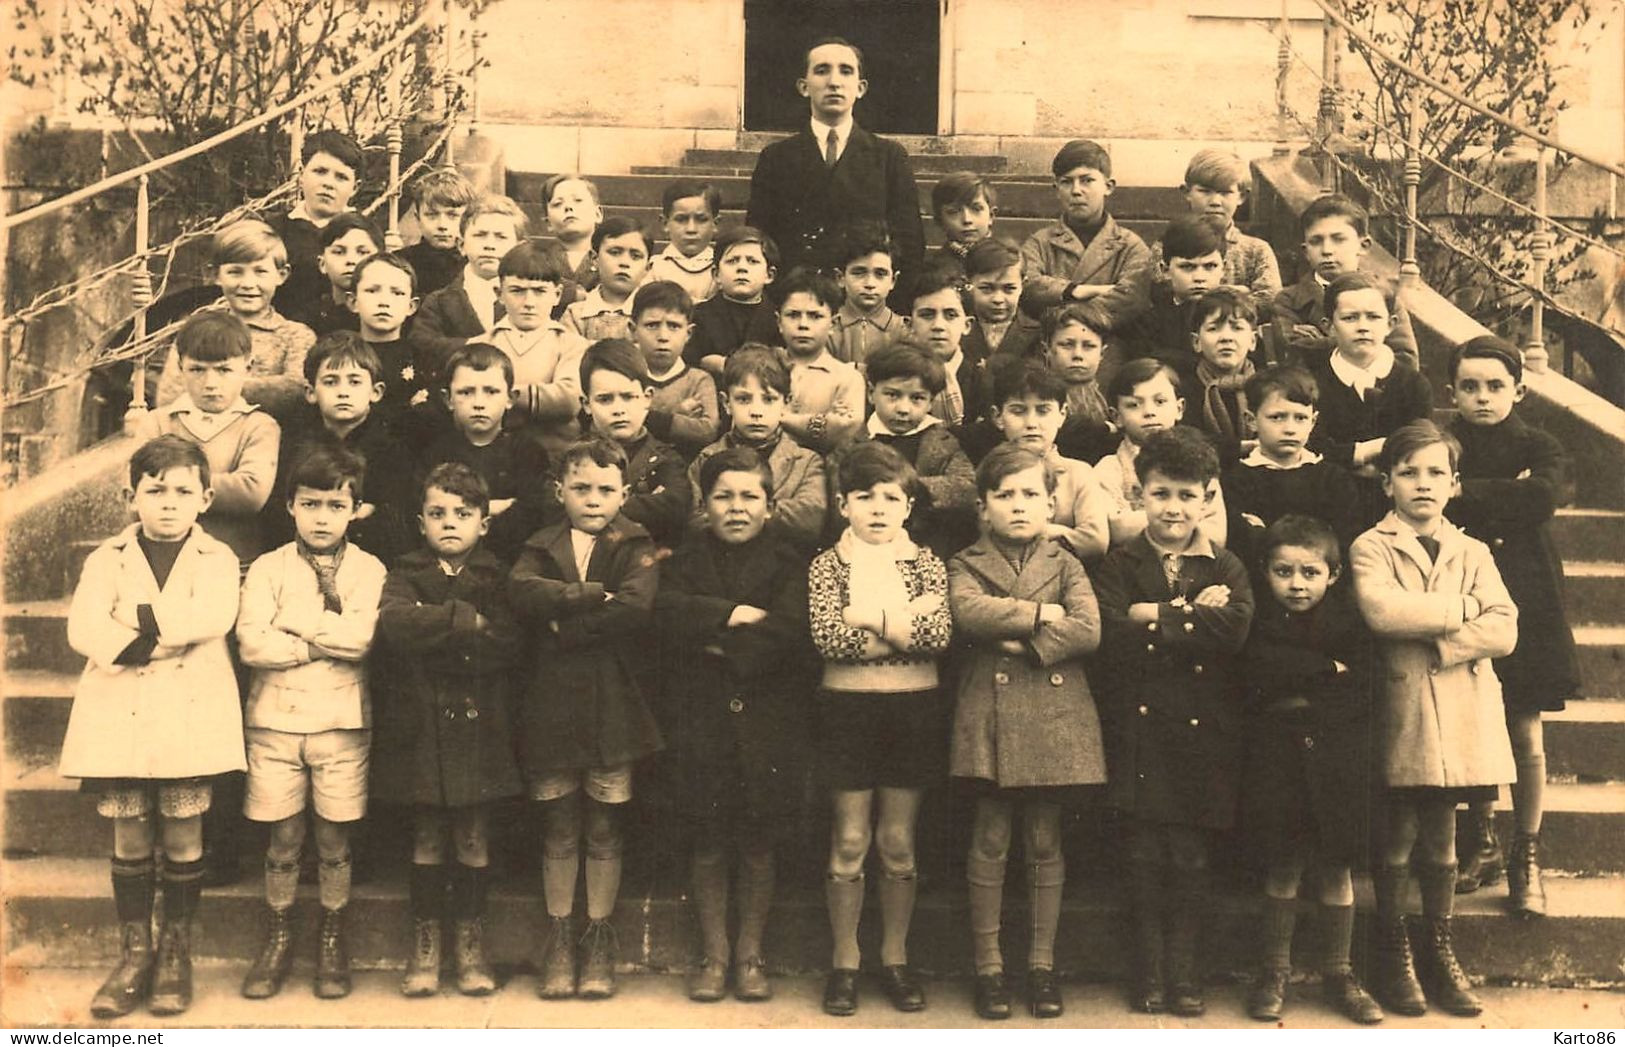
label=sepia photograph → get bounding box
[1,0,1622,1032]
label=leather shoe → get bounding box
[822,968,859,1016]
[878,964,926,1012]
[1028,966,1063,1019]
[973,971,1011,1020]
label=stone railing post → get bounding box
[1399,90,1422,287]
[1528,146,1551,375]
[124,173,153,431]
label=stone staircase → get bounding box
[4,153,1624,991]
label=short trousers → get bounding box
[529,763,634,805]
[244,727,371,823]
[1388,784,1500,807]
[94,778,212,819]
[816,688,948,791]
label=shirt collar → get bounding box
[1145,529,1216,561]
[1330,345,1396,395]
[1240,446,1324,469]
[648,358,687,383]
[288,202,336,228]
[940,348,964,376]
[491,317,565,348]
[792,349,838,371]
[463,264,497,300]
[812,115,855,156]
[838,302,895,330]
[867,411,938,438]
[164,393,256,418]
[658,244,713,273]
[573,287,630,318]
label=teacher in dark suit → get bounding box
[746,36,925,307]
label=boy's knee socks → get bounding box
[409,863,446,920]
[825,872,865,970]
[1416,861,1457,920]
[449,862,488,921]
[1259,895,1297,973]
[162,857,205,921]
[735,850,775,960]
[264,856,300,912]
[1319,902,1355,976]
[966,855,1006,975]
[876,868,917,968]
[1027,856,1064,971]
[584,837,622,922]
[541,842,579,920]
[690,851,730,961]
[1513,751,1547,834]
[111,857,155,925]
[318,855,352,912]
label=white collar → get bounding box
[288,202,337,228]
[463,264,497,298]
[1330,345,1395,398]
[658,244,713,272]
[1146,529,1216,561]
[573,287,630,318]
[1241,446,1324,469]
[811,115,855,157]
[836,526,918,564]
[867,412,938,438]
[164,393,255,418]
[647,358,687,383]
[940,348,964,376]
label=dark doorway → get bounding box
[743,0,939,135]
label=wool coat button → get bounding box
[1183,622,1195,633]
[1138,705,1149,716]
[1189,718,1199,727]
[1145,643,1156,653]
[1193,664,1204,674]
[994,672,1010,685]
[466,708,478,720]
[728,698,744,713]
[1049,672,1064,686]
[1303,735,1314,750]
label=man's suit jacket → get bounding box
[746,125,925,295]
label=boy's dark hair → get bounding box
[1299,193,1369,238]
[557,435,629,482]
[409,167,477,211]
[591,215,655,255]
[286,443,366,504]
[1244,364,1319,409]
[1183,149,1252,194]
[806,35,864,77]
[1134,425,1220,486]
[352,252,418,296]
[1379,418,1461,474]
[963,237,1022,280]
[499,240,569,284]
[129,434,211,490]
[421,461,489,515]
[442,342,515,390]
[1262,513,1342,573]
[304,330,384,385]
[1107,357,1183,404]
[931,171,998,218]
[1189,285,1260,334]
[1052,139,1111,179]
[661,179,723,220]
[211,220,287,269]
[714,225,780,271]
[1041,301,1111,344]
[175,310,252,362]
[908,262,968,311]
[836,440,918,497]
[630,280,695,323]
[838,228,895,270]
[975,443,1055,497]
[774,265,844,311]
[722,344,791,397]
[992,361,1068,409]
[301,129,364,178]
[319,212,385,251]
[579,337,652,393]
[1322,270,1393,318]
[698,446,774,499]
[1450,334,1524,384]
[865,343,946,394]
[1160,214,1227,264]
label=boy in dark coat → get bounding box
[745,37,925,306]
[375,463,522,998]
[657,446,819,1003]
[1444,336,1582,914]
[1094,426,1254,1018]
[509,437,663,1002]
[1221,364,1363,574]
[1241,515,1382,1025]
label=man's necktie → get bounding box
[825,128,839,168]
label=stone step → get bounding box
[4,598,79,676]
[680,148,1011,174]
[1547,699,1625,781]
[507,171,1188,220]
[6,856,1621,985]
[1553,508,1625,552]
[1575,627,1625,699]
[1565,562,1625,627]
